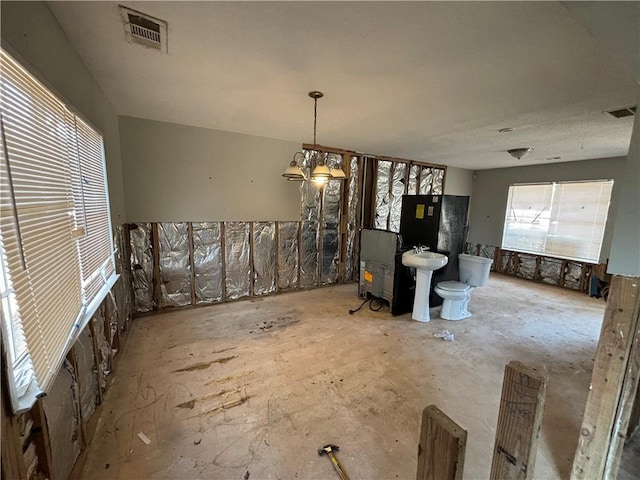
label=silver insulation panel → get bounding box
[92,310,111,383]
[389,163,406,233]
[253,222,276,295]
[224,222,251,300]
[516,254,537,280]
[346,156,359,282]
[540,257,562,285]
[419,167,433,195]
[158,222,192,307]
[321,154,342,284]
[374,161,391,230]
[192,222,223,304]
[564,262,582,289]
[130,223,153,312]
[432,168,444,194]
[75,326,99,423]
[300,152,320,287]
[300,221,318,287]
[42,360,81,480]
[408,165,420,195]
[277,222,299,290]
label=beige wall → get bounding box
[444,166,474,196]
[119,116,302,222]
[1,1,126,225]
[468,157,627,263]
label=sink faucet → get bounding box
[413,244,430,254]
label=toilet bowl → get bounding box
[435,254,493,321]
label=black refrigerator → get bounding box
[398,195,470,307]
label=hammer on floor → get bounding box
[318,444,350,480]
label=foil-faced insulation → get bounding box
[114,226,133,327]
[253,222,276,295]
[564,262,582,289]
[408,165,420,195]
[419,167,433,195]
[277,222,299,290]
[321,165,341,285]
[374,161,391,230]
[92,310,111,384]
[346,156,360,282]
[158,222,192,307]
[516,254,537,280]
[479,244,496,262]
[301,150,321,223]
[224,222,251,300]
[75,326,99,422]
[129,223,153,313]
[389,162,406,233]
[42,360,81,480]
[432,168,445,194]
[300,221,319,287]
[192,222,223,304]
[540,257,562,285]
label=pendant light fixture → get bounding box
[308,91,332,185]
[283,91,348,185]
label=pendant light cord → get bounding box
[313,97,317,147]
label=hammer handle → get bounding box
[327,451,350,480]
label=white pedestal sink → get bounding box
[401,250,448,322]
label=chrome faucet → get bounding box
[413,244,430,254]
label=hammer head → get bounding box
[318,444,339,456]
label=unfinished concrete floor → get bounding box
[80,273,606,479]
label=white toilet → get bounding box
[434,254,493,320]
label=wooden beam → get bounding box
[490,361,548,480]
[416,405,467,480]
[274,221,280,292]
[572,275,640,479]
[31,400,54,480]
[187,222,196,306]
[151,222,161,310]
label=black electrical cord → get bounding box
[349,296,384,315]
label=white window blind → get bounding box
[502,180,614,263]
[72,117,115,302]
[0,49,116,412]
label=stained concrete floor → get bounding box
[80,273,608,479]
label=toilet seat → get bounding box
[436,281,470,292]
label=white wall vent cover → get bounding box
[119,5,167,53]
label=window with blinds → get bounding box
[502,180,614,263]
[0,49,116,412]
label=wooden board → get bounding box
[572,275,640,479]
[490,361,548,480]
[416,405,467,480]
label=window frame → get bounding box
[501,179,614,264]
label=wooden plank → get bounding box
[490,361,548,480]
[31,399,54,480]
[274,221,280,292]
[151,222,161,310]
[338,153,351,284]
[249,222,255,297]
[88,317,104,405]
[416,405,467,480]
[572,276,640,479]
[297,220,302,289]
[122,223,135,325]
[220,222,227,301]
[187,222,196,306]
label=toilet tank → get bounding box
[458,254,493,286]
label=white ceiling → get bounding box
[47,1,639,170]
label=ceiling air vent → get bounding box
[119,5,167,53]
[606,106,636,119]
